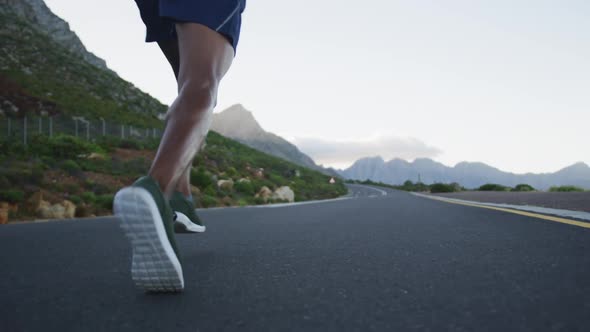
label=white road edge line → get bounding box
[203,184,390,211]
[412,193,590,221]
[246,196,353,209]
[353,184,388,196]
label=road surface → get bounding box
[1,185,589,331]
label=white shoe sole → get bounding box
[114,187,184,292]
[174,212,206,233]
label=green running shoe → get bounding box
[170,191,206,233]
[114,176,184,292]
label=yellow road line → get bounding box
[419,195,590,229]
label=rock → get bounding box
[255,186,272,201]
[62,200,76,218]
[0,208,8,224]
[87,152,106,160]
[237,178,251,183]
[221,196,233,206]
[36,200,75,220]
[190,185,201,197]
[37,202,65,219]
[0,202,17,213]
[254,168,265,179]
[272,186,295,203]
[26,191,44,211]
[217,179,234,191]
[75,204,93,218]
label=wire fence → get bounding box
[0,115,163,144]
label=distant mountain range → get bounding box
[339,156,590,190]
[211,105,340,177]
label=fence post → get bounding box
[38,117,42,134]
[74,118,79,137]
[101,118,106,136]
[121,124,124,139]
[23,116,27,145]
[49,117,53,137]
[85,120,90,140]
[152,128,156,138]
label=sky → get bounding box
[44,0,590,173]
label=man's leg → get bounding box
[149,23,234,198]
[156,39,190,198]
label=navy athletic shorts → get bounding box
[134,0,246,52]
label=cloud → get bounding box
[291,136,442,169]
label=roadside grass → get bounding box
[0,132,347,222]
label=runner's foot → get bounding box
[170,191,206,233]
[114,176,184,292]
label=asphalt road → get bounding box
[1,184,589,331]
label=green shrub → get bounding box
[40,156,57,168]
[226,167,238,178]
[61,160,81,175]
[512,184,536,192]
[0,138,26,156]
[81,191,96,203]
[234,181,254,195]
[430,183,457,193]
[237,198,249,207]
[64,183,80,194]
[203,186,217,197]
[0,175,10,189]
[200,194,217,208]
[251,179,274,192]
[0,190,25,203]
[478,183,510,191]
[254,197,266,205]
[549,185,585,192]
[31,165,45,184]
[92,183,112,195]
[191,168,213,189]
[118,139,143,150]
[30,134,100,159]
[124,158,148,175]
[96,194,114,210]
[400,180,431,192]
[68,195,82,205]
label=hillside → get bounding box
[0,131,347,223]
[340,157,590,190]
[0,0,166,126]
[211,104,340,177]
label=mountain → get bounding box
[2,0,108,70]
[0,0,166,126]
[340,158,590,190]
[211,104,340,177]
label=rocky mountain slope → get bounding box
[340,157,590,190]
[1,0,108,70]
[0,0,166,126]
[211,104,339,177]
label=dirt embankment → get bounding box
[432,191,590,213]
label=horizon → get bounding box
[328,155,588,174]
[44,0,590,174]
